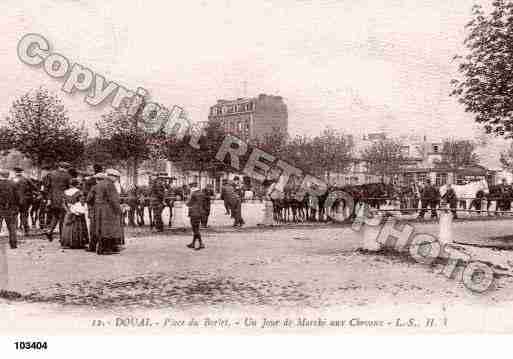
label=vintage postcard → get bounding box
[1,0,513,352]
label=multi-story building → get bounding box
[208,94,288,141]
[335,133,496,187]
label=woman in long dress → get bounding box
[61,179,89,249]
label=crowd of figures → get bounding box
[0,162,126,253]
[268,178,513,223]
[1,161,513,251]
[0,163,252,252]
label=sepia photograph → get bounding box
[2,0,513,354]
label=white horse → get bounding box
[439,179,489,210]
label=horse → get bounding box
[439,179,489,212]
[485,184,513,215]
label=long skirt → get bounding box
[61,213,89,249]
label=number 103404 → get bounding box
[14,341,48,350]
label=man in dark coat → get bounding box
[220,179,231,215]
[225,180,244,227]
[13,167,37,235]
[84,164,104,250]
[44,162,72,241]
[87,169,123,254]
[186,183,206,250]
[83,164,103,196]
[417,179,440,220]
[149,174,166,232]
[0,169,20,248]
[201,184,214,228]
[233,176,244,202]
[498,178,511,213]
[441,183,458,219]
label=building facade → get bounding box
[208,93,288,141]
[333,132,497,187]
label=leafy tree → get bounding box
[0,127,14,155]
[83,138,119,168]
[437,139,480,168]
[451,1,513,137]
[96,99,154,185]
[162,121,229,186]
[284,135,317,175]
[6,87,85,178]
[252,129,288,158]
[361,138,406,181]
[310,128,354,182]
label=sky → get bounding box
[0,0,509,167]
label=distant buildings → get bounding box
[336,132,497,187]
[208,94,288,141]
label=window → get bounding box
[417,173,427,184]
[435,173,447,186]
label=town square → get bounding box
[5,0,513,348]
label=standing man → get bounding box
[229,180,245,227]
[220,179,231,215]
[201,183,214,228]
[0,169,20,249]
[186,182,205,250]
[499,178,511,213]
[441,182,458,219]
[44,162,72,242]
[417,179,440,220]
[149,174,166,232]
[84,164,104,251]
[233,176,244,202]
[12,167,36,235]
[89,169,123,254]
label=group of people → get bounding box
[0,162,124,254]
[374,178,513,219]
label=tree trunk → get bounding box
[36,158,42,180]
[132,157,139,186]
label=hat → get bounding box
[13,167,23,173]
[106,168,121,177]
[58,161,71,169]
[93,164,103,174]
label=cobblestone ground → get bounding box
[1,219,513,333]
[2,219,513,312]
